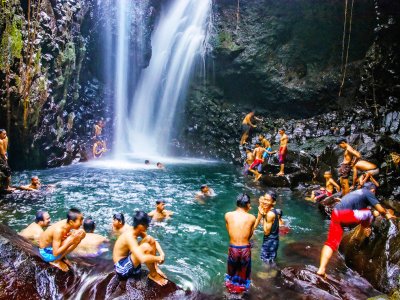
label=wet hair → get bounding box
[324,171,332,175]
[279,128,285,132]
[0,129,5,134]
[133,211,151,228]
[255,142,260,146]
[145,160,150,164]
[201,184,208,190]
[275,209,283,218]
[265,190,277,202]
[31,176,39,180]
[113,213,125,225]
[336,138,347,145]
[156,199,165,204]
[156,162,162,166]
[83,217,96,233]
[363,182,377,191]
[236,193,251,208]
[35,210,47,223]
[67,208,82,222]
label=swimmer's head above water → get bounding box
[83,217,96,233]
[35,210,51,227]
[113,213,125,228]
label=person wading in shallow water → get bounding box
[224,194,256,294]
[336,138,361,196]
[240,111,262,146]
[19,210,51,245]
[254,192,280,264]
[276,129,288,176]
[316,182,396,278]
[113,211,168,285]
[39,208,86,272]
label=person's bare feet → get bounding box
[63,258,73,268]
[148,272,168,286]
[50,260,69,272]
[276,172,284,176]
[316,272,327,279]
[155,264,167,279]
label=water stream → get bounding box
[0,161,329,297]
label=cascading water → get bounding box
[113,0,211,157]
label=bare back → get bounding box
[113,228,138,263]
[0,139,5,157]
[74,233,108,255]
[19,223,43,244]
[225,210,256,246]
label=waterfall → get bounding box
[113,0,211,157]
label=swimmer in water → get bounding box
[148,200,173,221]
[195,184,215,199]
[38,208,86,272]
[156,162,165,169]
[19,210,51,245]
[72,217,109,257]
[112,213,131,237]
[19,176,41,191]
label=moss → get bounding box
[0,19,23,71]
[62,41,76,65]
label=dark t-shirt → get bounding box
[335,188,379,210]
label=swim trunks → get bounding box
[241,124,251,133]
[338,163,352,178]
[325,208,373,251]
[313,189,333,201]
[225,244,251,293]
[278,147,287,164]
[249,159,263,170]
[114,255,141,279]
[39,247,62,262]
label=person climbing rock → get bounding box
[259,135,276,174]
[316,183,396,278]
[276,129,288,176]
[19,210,51,245]
[254,192,280,264]
[248,142,265,181]
[224,194,256,294]
[310,171,341,202]
[39,208,86,272]
[336,138,361,196]
[352,159,379,190]
[113,211,167,285]
[240,111,262,146]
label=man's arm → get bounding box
[347,146,361,159]
[374,204,396,219]
[329,178,341,192]
[155,240,165,263]
[253,211,262,230]
[249,216,256,239]
[19,185,35,191]
[262,211,275,236]
[52,229,79,256]
[352,166,359,188]
[127,235,162,264]
[148,211,155,217]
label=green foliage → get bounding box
[62,42,76,64]
[0,19,23,71]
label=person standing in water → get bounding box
[113,211,167,285]
[277,129,288,176]
[19,210,51,245]
[148,200,173,221]
[224,194,256,293]
[240,111,262,146]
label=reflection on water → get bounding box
[0,161,328,296]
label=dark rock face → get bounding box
[341,218,400,295]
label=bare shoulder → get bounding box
[148,210,155,216]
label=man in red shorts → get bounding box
[248,142,265,181]
[317,182,395,277]
[277,129,288,176]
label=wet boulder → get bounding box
[340,218,400,294]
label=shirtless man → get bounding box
[112,213,131,236]
[240,111,262,145]
[148,200,173,221]
[311,171,341,202]
[277,129,288,176]
[336,138,361,196]
[19,210,51,245]
[195,184,215,199]
[39,208,86,271]
[20,176,41,191]
[113,211,167,285]
[0,129,13,191]
[254,192,280,264]
[352,159,379,190]
[72,217,109,257]
[243,147,254,175]
[94,120,104,139]
[224,194,256,293]
[248,142,265,181]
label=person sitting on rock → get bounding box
[39,208,86,272]
[148,200,173,221]
[254,192,280,264]
[240,111,262,146]
[19,176,42,191]
[352,159,379,190]
[225,194,256,293]
[72,217,109,257]
[243,147,254,175]
[248,142,265,181]
[276,129,288,176]
[357,171,380,189]
[19,210,51,245]
[317,182,396,278]
[92,140,107,159]
[113,211,167,285]
[260,136,276,173]
[195,184,215,199]
[310,171,341,202]
[112,213,131,237]
[336,138,361,196]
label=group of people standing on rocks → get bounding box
[241,111,289,181]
